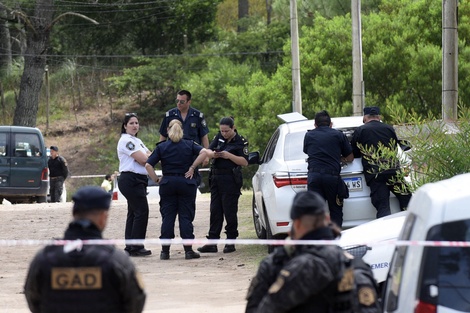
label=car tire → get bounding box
[264,212,275,253]
[252,195,267,239]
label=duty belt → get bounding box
[211,168,233,175]
[309,168,340,176]
[163,173,185,176]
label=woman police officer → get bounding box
[145,119,210,260]
[198,117,249,254]
[117,113,152,257]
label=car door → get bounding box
[253,128,280,225]
[10,131,45,188]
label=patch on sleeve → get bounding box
[202,119,207,127]
[337,267,354,292]
[126,141,135,151]
[268,269,290,294]
[358,286,376,306]
[243,146,249,155]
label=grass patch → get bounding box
[237,191,267,268]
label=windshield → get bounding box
[418,219,470,311]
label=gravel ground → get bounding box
[0,194,261,313]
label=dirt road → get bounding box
[0,194,261,313]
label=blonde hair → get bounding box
[168,119,183,142]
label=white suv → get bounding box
[251,112,402,243]
[382,173,470,313]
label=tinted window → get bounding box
[13,133,42,157]
[0,133,7,156]
[417,219,470,312]
[285,127,357,162]
[261,129,280,163]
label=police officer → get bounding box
[159,90,210,184]
[198,117,249,254]
[245,190,379,313]
[24,186,146,313]
[48,145,69,202]
[117,113,152,257]
[146,119,210,260]
[351,106,412,218]
[303,110,353,227]
[159,90,209,148]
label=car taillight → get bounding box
[41,167,48,181]
[273,173,307,188]
[415,301,436,313]
[112,191,118,201]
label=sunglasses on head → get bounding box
[125,113,137,117]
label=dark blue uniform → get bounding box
[303,126,352,227]
[147,139,203,250]
[24,220,146,313]
[351,120,411,217]
[159,107,209,144]
[207,131,249,240]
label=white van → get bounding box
[382,173,470,313]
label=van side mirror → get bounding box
[248,151,260,165]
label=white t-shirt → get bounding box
[117,133,150,175]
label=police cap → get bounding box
[72,186,111,214]
[290,191,327,220]
[363,106,380,115]
[50,145,59,152]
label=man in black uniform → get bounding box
[245,190,380,313]
[198,117,249,254]
[24,186,146,313]
[48,145,69,202]
[303,110,353,227]
[351,106,412,218]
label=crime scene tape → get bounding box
[1,238,470,249]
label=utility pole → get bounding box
[442,0,458,121]
[290,0,302,114]
[352,0,364,116]
[45,65,49,133]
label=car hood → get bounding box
[339,211,408,247]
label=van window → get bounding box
[384,213,417,312]
[0,133,7,156]
[13,133,42,157]
[417,219,470,312]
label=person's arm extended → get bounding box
[145,163,159,183]
[185,149,212,179]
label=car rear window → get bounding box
[284,132,307,161]
[418,219,470,312]
[284,127,357,162]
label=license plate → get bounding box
[343,177,363,191]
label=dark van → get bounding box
[0,126,48,204]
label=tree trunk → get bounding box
[265,0,272,25]
[13,0,55,127]
[0,6,12,76]
[238,0,249,33]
